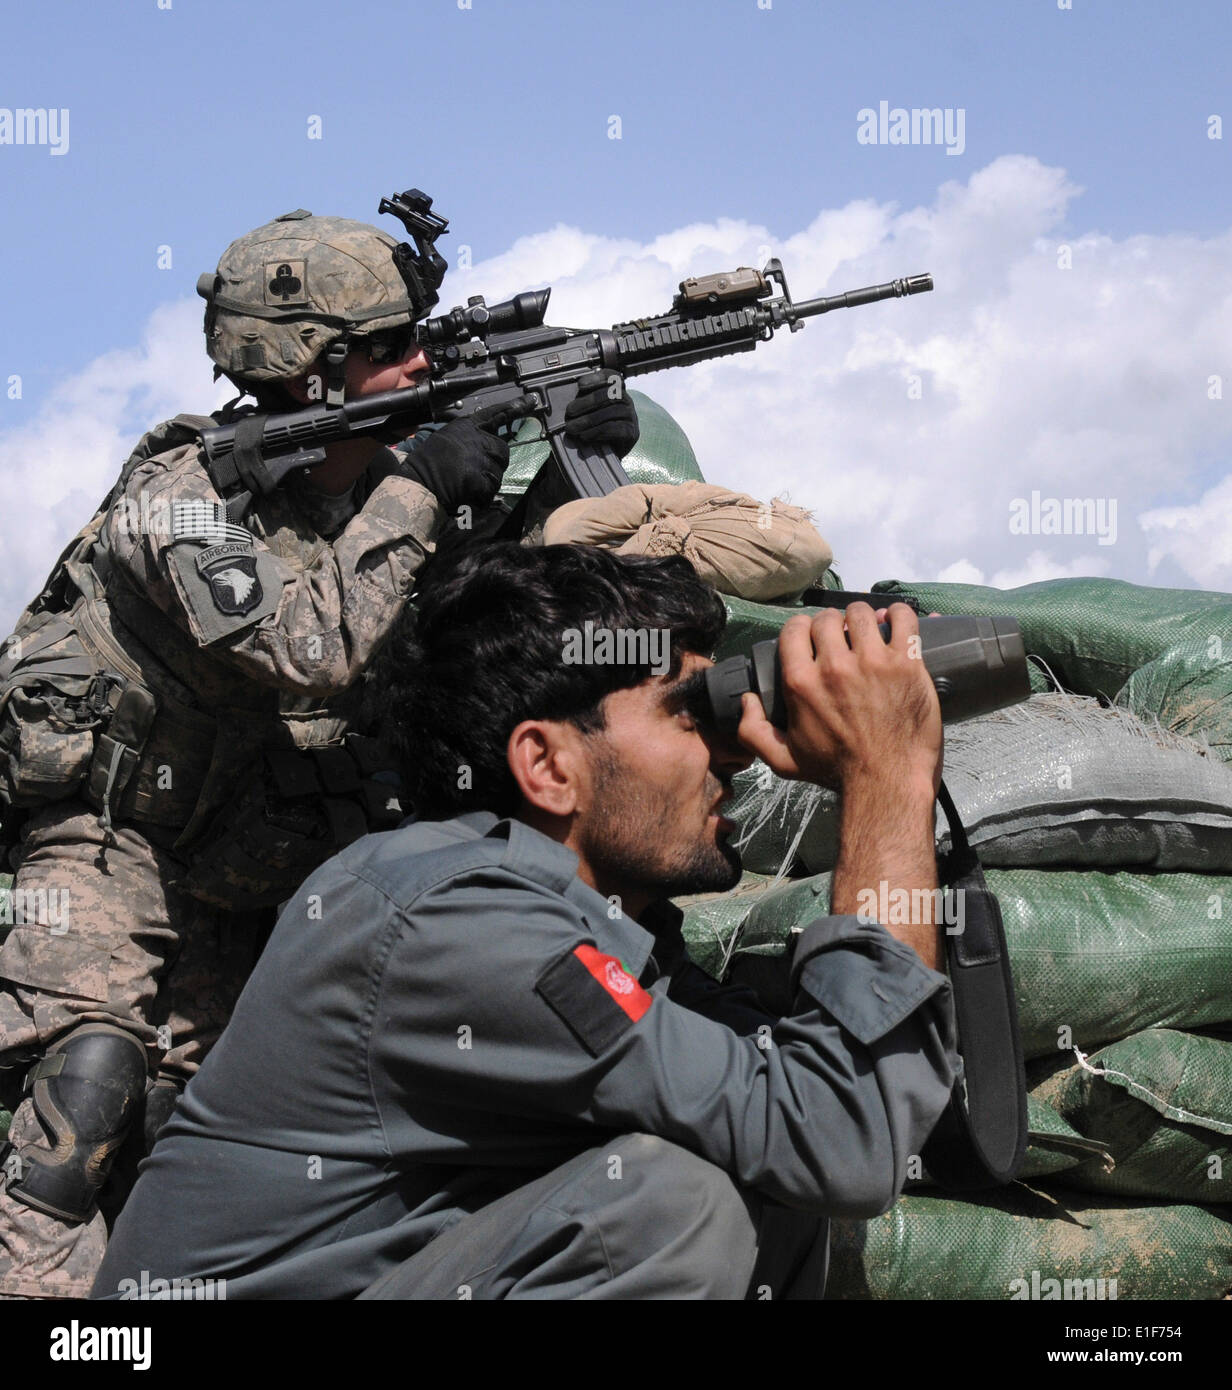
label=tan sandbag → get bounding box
[542,482,833,602]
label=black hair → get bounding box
[369,542,727,819]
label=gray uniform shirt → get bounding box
[93,811,960,1300]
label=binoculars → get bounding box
[701,615,1031,732]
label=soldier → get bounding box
[92,543,958,1300]
[0,195,638,1298]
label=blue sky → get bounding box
[2,0,1231,624]
[3,0,1228,400]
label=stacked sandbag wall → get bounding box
[678,576,1232,1298]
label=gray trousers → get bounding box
[358,1133,828,1300]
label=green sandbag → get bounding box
[720,766,828,877]
[997,870,1232,1058]
[827,1187,1232,1300]
[501,389,705,495]
[908,1097,1111,1186]
[873,576,1232,703]
[1018,1096,1114,1182]
[1028,1029,1232,1203]
[675,871,770,979]
[734,694,1232,881]
[1119,636,1232,762]
[681,881,1111,1187]
[681,868,1232,1061]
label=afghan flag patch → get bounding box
[536,943,653,1056]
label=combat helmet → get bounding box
[197,188,448,404]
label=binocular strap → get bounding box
[920,780,1029,1189]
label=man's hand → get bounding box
[734,602,945,968]
[563,371,640,459]
[735,602,942,795]
[400,397,535,514]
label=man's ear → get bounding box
[507,720,586,819]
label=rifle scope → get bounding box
[417,289,551,347]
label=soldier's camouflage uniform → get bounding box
[0,411,442,1297]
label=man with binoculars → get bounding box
[94,541,964,1301]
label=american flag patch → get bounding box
[172,500,254,547]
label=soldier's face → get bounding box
[341,341,431,397]
[575,652,755,904]
[291,340,430,404]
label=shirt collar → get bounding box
[475,814,687,979]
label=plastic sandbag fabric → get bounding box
[1028,1028,1232,1203]
[671,871,769,980]
[1119,637,1232,762]
[826,1188,1232,1300]
[678,867,1232,1060]
[871,575,1232,696]
[721,695,1232,880]
[1014,1097,1114,1183]
[817,695,1232,874]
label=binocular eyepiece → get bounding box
[702,615,1031,732]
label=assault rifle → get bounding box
[200,261,933,522]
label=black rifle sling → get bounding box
[920,780,1028,1189]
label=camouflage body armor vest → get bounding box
[0,414,403,910]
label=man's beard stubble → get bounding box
[580,744,744,904]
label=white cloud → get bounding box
[935,559,987,586]
[0,299,231,632]
[934,549,1115,590]
[988,549,1113,591]
[1140,474,1232,592]
[3,154,1232,635]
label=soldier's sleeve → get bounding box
[378,871,960,1219]
[104,442,443,694]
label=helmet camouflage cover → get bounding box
[199,209,427,383]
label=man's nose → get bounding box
[707,726,755,778]
[401,347,430,381]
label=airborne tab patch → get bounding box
[196,541,263,616]
[536,943,653,1057]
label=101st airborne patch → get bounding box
[195,542,264,616]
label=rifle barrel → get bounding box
[792,273,933,320]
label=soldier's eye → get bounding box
[361,329,417,364]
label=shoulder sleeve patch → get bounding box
[535,943,653,1057]
[165,536,284,645]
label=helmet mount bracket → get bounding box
[378,188,449,318]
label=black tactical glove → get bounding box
[399,396,535,514]
[563,371,640,459]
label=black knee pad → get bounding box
[143,1077,184,1153]
[6,1023,149,1224]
